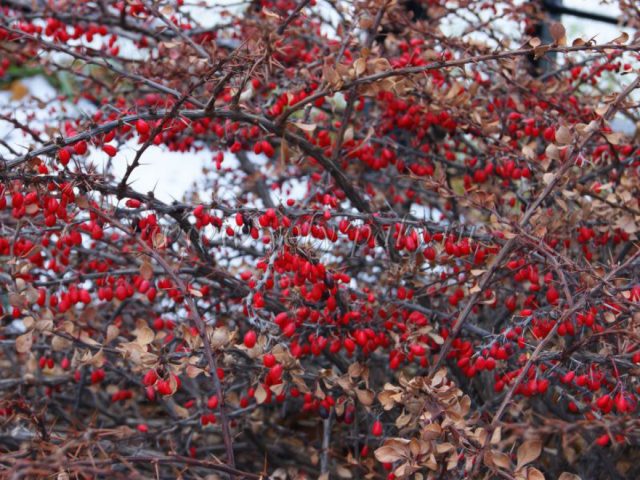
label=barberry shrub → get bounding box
[1,1,639,479]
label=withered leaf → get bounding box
[106,325,119,343]
[549,22,566,46]
[516,440,542,471]
[558,474,581,480]
[139,261,154,280]
[555,126,572,145]
[526,466,546,480]
[374,441,409,463]
[355,388,374,406]
[255,383,268,404]
[16,332,33,353]
[485,450,511,470]
[135,326,155,346]
[611,31,629,45]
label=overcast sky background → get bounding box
[0,1,636,202]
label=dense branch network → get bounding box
[0,1,639,479]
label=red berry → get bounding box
[546,287,559,305]
[244,330,257,348]
[263,353,276,368]
[543,126,556,142]
[268,364,283,383]
[136,119,150,135]
[372,420,383,437]
[74,140,88,155]
[595,434,610,447]
[156,379,172,396]
[143,369,158,386]
[207,395,219,409]
[102,144,117,157]
[58,147,71,165]
[90,368,105,384]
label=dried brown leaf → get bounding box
[527,467,545,480]
[549,22,566,46]
[16,332,33,354]
[516,440,542,471]
[555,126,572,145]
[106,325,120,343]
[255,383,268,404]
[485,450,511,470]
[140,261,154,281]
[374,441,409,463]
[611,32,629,45]
[355,388,375,406]
[558,473,581,480]
[135,326,155,346]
